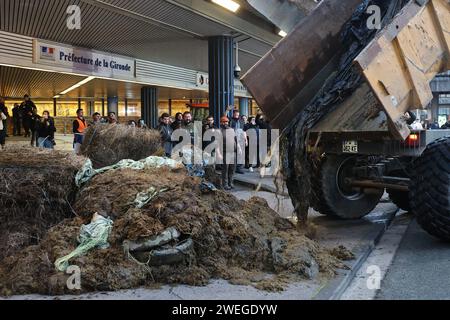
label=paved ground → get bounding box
[340,212,412,300]
[5,134,74,151]
[233,171,288,196]
[376,219,450,300]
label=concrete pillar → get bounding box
[208,36,235,125]
[239,97,249,116]
[107,97,119,115]
[141,87,158,128]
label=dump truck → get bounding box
[242,0,450,240]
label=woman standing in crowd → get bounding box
[0,106,7,149]
[0,97,9,138]
[37,111,56,149]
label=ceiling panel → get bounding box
[72,77,208,100]
[0,65,85,98]
[0,65,207,100]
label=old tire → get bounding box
[310,157,336,216]
[410,136,450,241]
[318,154,383,219]
[387,189,410,211]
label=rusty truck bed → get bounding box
[242,0,450,140]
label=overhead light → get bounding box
[278,30,287,37]
[59,76,95,95]
[212,0,240,12]
[53,95,60,99]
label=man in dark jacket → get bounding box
[441,115,450,129]
[182,111,195,145]
[157,113,174,157]
[12,103,22,136]
[202,115,218,150]
[21,94,37,141]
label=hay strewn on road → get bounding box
[81,124,161,168]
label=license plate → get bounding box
[342,141,358,153]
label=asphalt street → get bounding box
[376,219,450,300]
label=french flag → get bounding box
[42,46,54,54]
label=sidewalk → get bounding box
[233,169,289,196]
[5,134,74,152]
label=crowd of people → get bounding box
[0,94,57,150]
[72,108,148,154]
[1,94,450,190]
[404,110,450,130]
[155,108,272,190]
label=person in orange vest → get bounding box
[73,108,87,155]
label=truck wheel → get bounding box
[387,189,410,211]
[310,158,336,216]
[319,154,383,219]
[410,137,450,241]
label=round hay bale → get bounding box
[80,124,161,168]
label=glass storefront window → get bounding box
[171,100,190,117]
[127,100,141,117]
[158,100,169,117]
[56,100,82,117]
[94,101,104,115]
[250,99,260,117]
[118,101,126,117]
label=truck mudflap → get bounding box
[354,0,450,140]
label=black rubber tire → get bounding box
[410,136,450,241]
[310,157,336,216]
[387,189,410,211]
[318,154,383,219]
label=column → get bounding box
[53,98,57,117]
[239,97,249,116]
[107,97,119,115]
[208,36,235,125]
[141,86,158,128]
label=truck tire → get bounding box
[310,158,336,216]
[410,136,450,241]
[387,189,410,211]
[318,154,383,219]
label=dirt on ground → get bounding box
[0,147,84,262]
[0,164,350,296]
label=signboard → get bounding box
[196,72,209,88]
[33,39,135,78]
[196,72,252,98]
